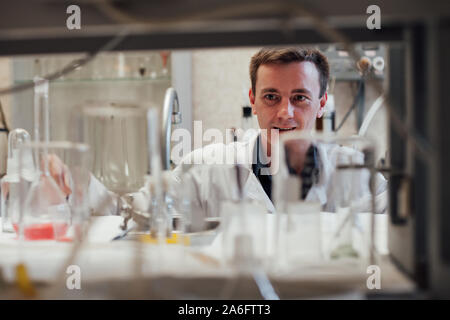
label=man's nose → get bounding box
[277,98,294,120]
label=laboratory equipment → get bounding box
[2,0,450,299]
[62,142,91,241]
[146,107,171,240]
[241,106,253,135]
[272,133,324,268]
[33,76,51,143]
[1,129,34,233]
[221,199,268,267]
[13,77,70,241]
[17,141,90,241]
[322,44,386,81]
[328,135,380,263]
[113,107,186,241]
[272,131,381,268]
[236,86,257,142]
[173,163,204,234]
[162,88,182,170]
[73,100,149,195]
[321,94,336,133]
[72,86,181,194]
[159,51,170,77]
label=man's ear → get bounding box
[249,88,257,115]
[317,92,328,118]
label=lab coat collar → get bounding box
[229,130,276,213]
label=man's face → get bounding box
[249,61,327,152]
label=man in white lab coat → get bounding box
[162,47,387,219]
[50,47,387,219]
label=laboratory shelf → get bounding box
[14,76,171,85]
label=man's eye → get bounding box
[292,95,307,102]
[264,94,279,101]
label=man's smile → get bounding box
[272,126,297,132]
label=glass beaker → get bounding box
[220,199,268,268]
[272,131,380,266]
[175,163,214,234]
[272,131,324,268]
[17,141,90,242]
[326,135,378,263]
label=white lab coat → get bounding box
[87,130,387,217]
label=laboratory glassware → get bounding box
[73,101,149,195]
[272,131,324,268]
[272,131,378,267]
[17,141,90,241]
[1,129,34,233]
[146,107,172,240]
[159,51,170,77]
[58,142,91,241]
[326,135,377,263]
[162,88,181,170]
[14,77,69,241]
[220,198,268,268]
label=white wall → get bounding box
[191,47,261,141]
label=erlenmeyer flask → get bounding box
[16,78,70,241]
[19,142,71,241]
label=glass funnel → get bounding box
[71,101,149,195]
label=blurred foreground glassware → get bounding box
[272,131,378,267]
[18,141,90,242]
[72,101,149,195]
[326,135,377,263]
[221,199,268,268]
[272,133,323,268]
[1,129,34,233]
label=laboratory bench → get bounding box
[0,214,415,299]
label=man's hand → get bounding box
[44,154,72,197]
[1,179,9,199]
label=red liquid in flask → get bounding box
[13,223,69,240]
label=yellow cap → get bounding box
[15,263,36,297]
[139,233,190,246]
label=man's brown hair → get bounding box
[250,47,330,98]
